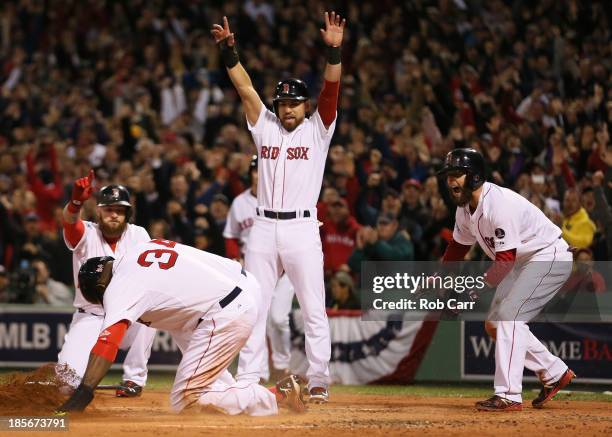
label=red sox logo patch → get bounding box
[282,83,290,93]
[112,187,120,198]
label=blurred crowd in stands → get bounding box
[0,0,610,307]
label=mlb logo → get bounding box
[282,83,290,94]
[112,187,120,198]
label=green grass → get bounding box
[335,382,612,402]
[99,371,612,403]
[4,369,611,403]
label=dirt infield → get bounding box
[15,389,610,437]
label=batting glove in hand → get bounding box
[55,383,94,414]
[71,169,95,206]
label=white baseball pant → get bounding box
[238,214,331,389]
[169,271,277,415]
[488,238,573,403]
[261,273,295,379]
[58,309,155,387]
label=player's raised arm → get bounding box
[62,169,94,246]
[211,16,263,126]
[318,11,346,128]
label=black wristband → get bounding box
[326,46,341,65]
[57,383,94,413]
[219,39,239,69]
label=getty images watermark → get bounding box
[371,271,486,311]
[359,261,612,322]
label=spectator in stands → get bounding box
[11,212,52,270]
[321,198,361,277]
[148,218,171,240]
[590,170,612,260]
[25,139,63,233]
[356,171,386,226]
[562,189,597,249]
[380,188,402,220]
[31,258,73,305]
[210,193,230,229]
[327,271,360,310]
[399,179,430,257]
[348,213,414,273]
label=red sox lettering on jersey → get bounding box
[260,146,310,160]
[223,189,258,253]
[249,105,335,210]
[239,217,254,231]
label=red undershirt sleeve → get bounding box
[484,249,517,287]
[442,240,472,262]
[91,320,129,362]
[225,238,241,260]
[62,217,85,247]
[318,79,340,127]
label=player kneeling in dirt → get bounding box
[55,240,306,415]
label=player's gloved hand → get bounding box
[70,170,95,208]
[55,383,94,414]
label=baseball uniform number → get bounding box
[137,239,179,270]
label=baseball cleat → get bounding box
[308,386,329,404]
[475,395,522,412]
[275,375,307,413]
[532,369,576,409]
[116,380,143,398]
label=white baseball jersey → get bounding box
[101,240,246,332]
[247,105,336,209]
[64,221,151,310]
[223,188,257,253]
[452,182,562,261]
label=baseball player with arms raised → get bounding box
[59,171,156,397]
[439,148,575,411]
[223,156,296,382]
[55,241,306,415]
[211,11,345,402]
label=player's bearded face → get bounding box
[447,173,471,206]
[98,205,128,238]
[278,100,308,131]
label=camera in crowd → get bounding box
[10,262,38,304]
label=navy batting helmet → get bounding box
[97,184,132,219]
[273,78,309,116]
[437,148,486,190]
[78,256,115,305]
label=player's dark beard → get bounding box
[451,186,472,207]
[99,219,127,239]
[281,118,302,132]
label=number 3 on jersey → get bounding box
[137,239,178,270]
